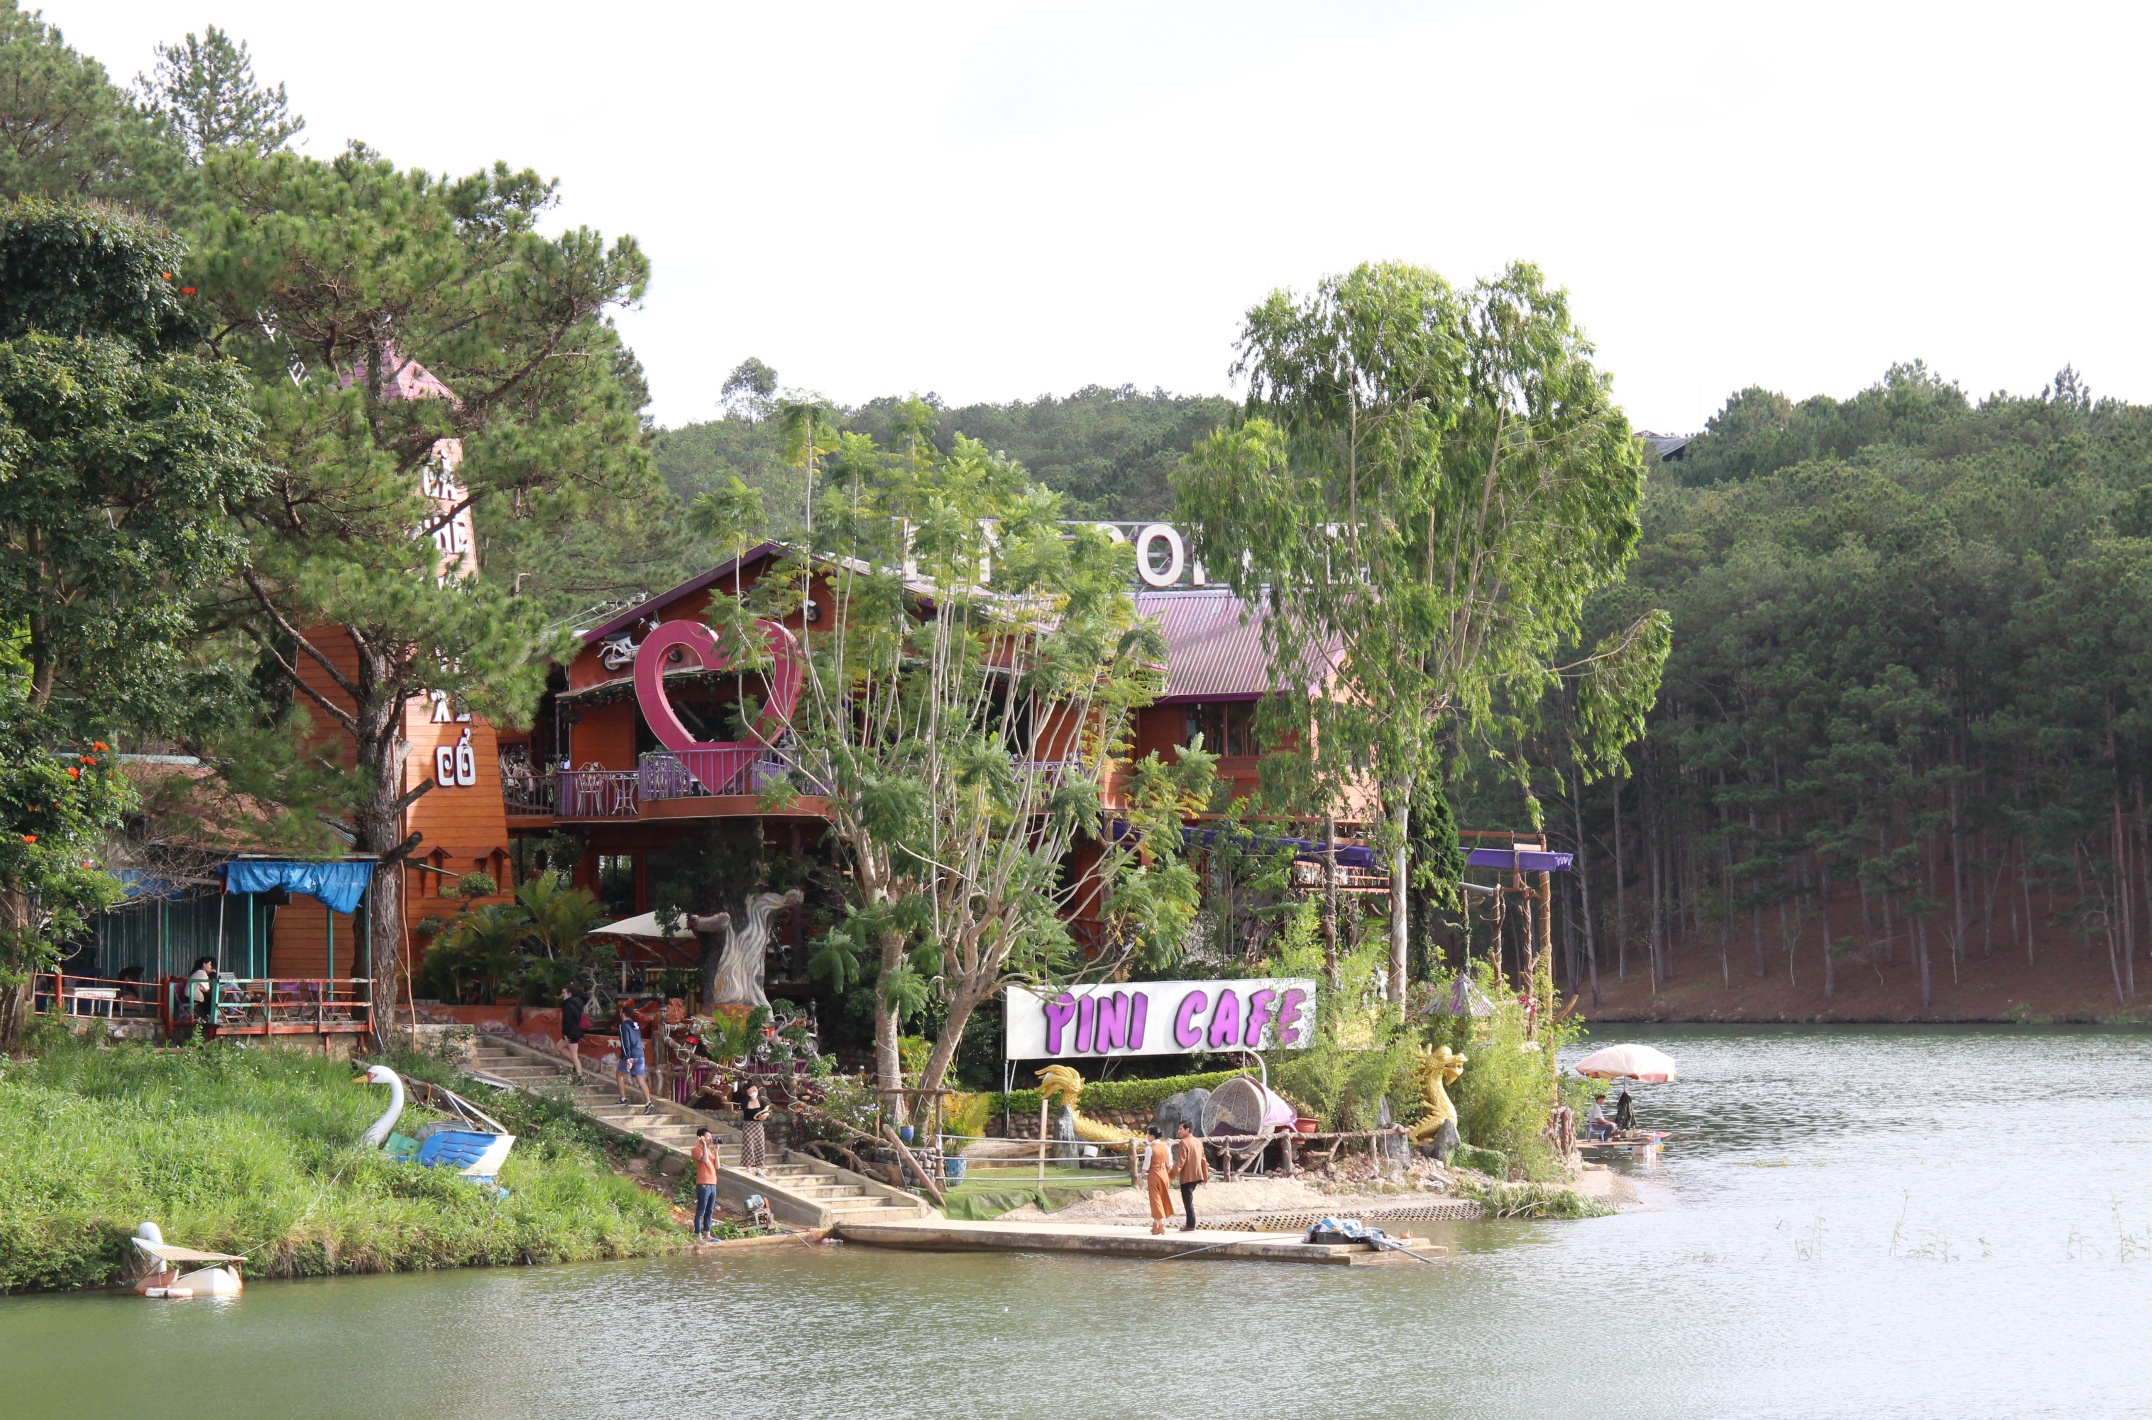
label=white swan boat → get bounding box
[356,1063,517,1181]
[131,1222,243,1298]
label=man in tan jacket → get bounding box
[1175,1120,1209,1232]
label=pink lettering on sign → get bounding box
[1243,988,1276,1048]
[1044,992,1078,1055]
[1076,993,1097,1053]
[1172,990,1209,1049]
[1095,992,1130,1051]
[1207,989,1241,1048]
[1128,992,1149,1051]
[1275,987,1309,1045]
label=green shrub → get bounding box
[1264,928,1418,1131]
[1451,1175,1611,1219]
[1430,959,1577,1181]
[941,1090,992,1144]
[985,1068,1251,1127]
[1449,1143,1507,1178]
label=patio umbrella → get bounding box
[588,911,695,939]
[1573,1043,1678,1083]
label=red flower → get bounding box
[92,741,108,751]
[79,756,95,765]
[69,767,80,780]
[181,287,196,296]
[21,835,36,844]
[161,273,172,281]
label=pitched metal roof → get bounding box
[1136,588,1335,701]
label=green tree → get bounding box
[0,3,184,207]
[135,25,303,161]
[719,422,1213,1105]
[0,199,264,725]
[184,145,652,1019]
[0,711,129,1041]
[1176,261,1661,1006]
[719,355,777,421]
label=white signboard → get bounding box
[1005,978,1317,1060]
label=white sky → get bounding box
[47,0,2152,433]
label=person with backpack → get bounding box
[615,1007,656,1113]
[559,985,589,1078]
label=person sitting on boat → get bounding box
[1587,1094,1614,1141]
[1614,1091,1636,1134]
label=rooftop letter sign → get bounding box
[1004,978,1317,1059]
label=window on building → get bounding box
[1182,701,1256,757]
[597,854,637,917]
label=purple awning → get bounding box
[1465,847,1573,873]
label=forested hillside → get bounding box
[1460,363,2152,1021]
[654,370,1229,557]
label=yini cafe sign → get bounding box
[1004,979,1318,1060]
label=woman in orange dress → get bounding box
[1145,1125,1175,1235]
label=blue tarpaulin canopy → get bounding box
[219,860,375,914]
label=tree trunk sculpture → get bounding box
[694,889,803,1009]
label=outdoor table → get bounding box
[70,987,119,1018]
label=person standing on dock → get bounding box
[737,1082,771,1172]
[1144,1125,1175,1235]
[1175,1120,1209,1232]
[690,1127,721,1241]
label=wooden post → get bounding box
[1038,1096,1049,1181]
[881,1123,947,1208]
[1322,813,1340,987]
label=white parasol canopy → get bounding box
[1574,1043,1678,1083]
[589,911,696,940]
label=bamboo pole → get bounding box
[881,1123,947,1208]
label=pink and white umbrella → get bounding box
[1573,1043,1678,1083]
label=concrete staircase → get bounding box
[466,1034,932,1229]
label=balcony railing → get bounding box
[553,751,791,819]
[34,973,373,1036]
[501,767,556,816]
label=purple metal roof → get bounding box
[1135,589,1337,702]
[1464,847,1573,873]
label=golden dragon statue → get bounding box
[1034,1064,1141,1143]
[1408,1045,1468,1145]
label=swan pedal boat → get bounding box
[356,1063,516,1182]
[131,1224,243,1298]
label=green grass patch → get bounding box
[0,1031,683,1292]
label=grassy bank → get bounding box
[0,1028,683,1292]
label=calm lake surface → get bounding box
[6,1026,2152,1419]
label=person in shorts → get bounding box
[559,985,587,1077]
[615,1008,655,1113]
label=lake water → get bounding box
[7,1027,2152,1419]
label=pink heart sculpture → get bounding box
[632,618,803,754]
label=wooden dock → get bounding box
[833,1216,1446,1266]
